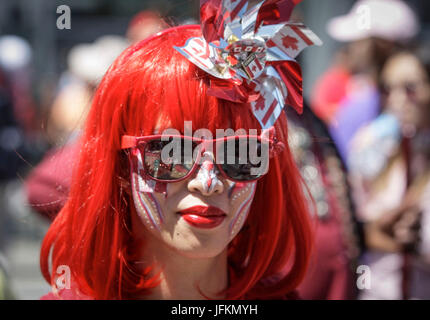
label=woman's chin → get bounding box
[160,232,228,259]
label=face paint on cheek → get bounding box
[228,182,246,198]
[129,148,165,231]
[227,183,236,198]
[229,182,257,239]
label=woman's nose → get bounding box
[387,87,408,111]
[187,153,224,196]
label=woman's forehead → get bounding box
[382,54,426,84]
[154,114,236,135]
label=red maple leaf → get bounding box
[282,35,299,51]
[254,97,265,111]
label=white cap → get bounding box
[327,0,419,42]
[68,35,129,85]
[0,35,32,71]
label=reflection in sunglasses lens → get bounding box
[141,137,266,182]
[144,139,195,180]
[221,138,262,181]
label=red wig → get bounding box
[40,25,313,299]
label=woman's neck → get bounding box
[139,239,228,300]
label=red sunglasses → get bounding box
[121,131,283,183]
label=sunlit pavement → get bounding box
[2,181,51,300]
[7,238,50,300]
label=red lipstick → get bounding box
[178,205,226,229]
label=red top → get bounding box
[25,142,78,220]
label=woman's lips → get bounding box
[178,205,227,229]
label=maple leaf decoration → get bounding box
[254,97,265,111]
[282,35,299,51]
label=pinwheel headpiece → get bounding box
[174,0,322,129]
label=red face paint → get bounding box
[196,158,222,194]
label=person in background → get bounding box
[311,0,419,163]
[25,11,169,220]
[25,36,128,220]
[126,10,169,45]
[286,105,363,299]
[0,35,39,300]
[348,46,430,299]
[0,36,43,182]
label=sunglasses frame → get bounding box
[121,133,276,183]
[380,81,425,101]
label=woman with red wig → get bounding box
[40,0,321,300]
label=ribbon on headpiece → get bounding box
[174,0,322,129]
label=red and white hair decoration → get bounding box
[174,0,322,129]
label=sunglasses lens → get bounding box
[220,138,265,181]
[405,83,418,98]
[380,82,419,100]
[143,138,196,181]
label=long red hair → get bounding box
[40,25,313,299]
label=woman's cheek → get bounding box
[131,172,165,232]
[228,182,257,240]
[129,148,165,232]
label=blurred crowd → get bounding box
[1,0,430,300]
